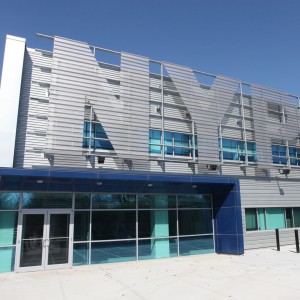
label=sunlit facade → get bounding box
[0,34,299,272]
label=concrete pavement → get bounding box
[1,245,300,300]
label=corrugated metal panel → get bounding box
[120,52,150,160]
[44,37,150,167]
[14,49,52,168]
[164,62,239,165]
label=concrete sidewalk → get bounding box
[1,246,300,300]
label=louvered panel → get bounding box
[163,92,185,106]
[150,89,161,102]
[164,105,190,120]
[14,48,52,168]
[221,127,243,140]
[149,74,161,89]
[98,63,120,81]
[251,86,273,167]
[164,119,192,133]
[164,62,239,165]
[150,117,161,129]
[119,52,150,160]
[43,37,150,167]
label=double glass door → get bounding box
[16,210,73,272]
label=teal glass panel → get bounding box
[0,212,18,245]
[174,147,191,157]
[73,243,89,266]
[178,195,211,208]
[272,145,287,164]
[265,208,285,230]
[138,210,176,238]
[258,208,266,230]
[0,193,20,210]
[74,211,90,241]
[289,148,300,165]
[91,241,136,264]
[138,195,176,209]
[178,210,213,235]
[174,133,190,147]
[0,247,15,272]
[94,123,108,139]
[22,193,72,208]
[92,211,136,240]
[75,194,90,209]
[164,132,173,145]
[222,139,238,152]
[92,194,136,209]
[179,235,214,255]
[285,208,293,228]
[245,208,258,231]
[293,208,300,227]
[149,144,161,154]
[149,130,161,144]
[138,238,178,260]
[239,141,245,153]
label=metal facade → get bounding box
[1,34,300,251]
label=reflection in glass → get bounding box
[0,247,15,272]
[179,235,214,256]
[0,212,18,245]
[22,193,72,209]
[245,208,258,231]
[20,214,44,267]
[138,210,176,238]
[92,194,136,209]
[74,211,90,241]
[48,214,70,265]
[73,243,89,266]
[49,214,69,238]
[92,211,136,240]
[75,194,90,209]
[286,208,293,228]
[178,195,211,208]
[91,241,136,264]
[294,208,300,227]
[48,239,69,265]
[0,193,20,210]
[138,238,177,260]
[178,210,213,235]
[138,195,176,209]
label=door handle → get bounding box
[42,239,50,247]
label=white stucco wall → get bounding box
[0,35,26,167]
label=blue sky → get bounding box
[1,0,300,95]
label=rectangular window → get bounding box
[294,208,300,227]
[149,129,198,159]
[272,144,287,165]
[245,208,258,231]
[221,139,257,162]
[265,208,285,230]
[245,207,300,231]
[22,193,72,209]
[285,208,294,228]
[289,147,300,166]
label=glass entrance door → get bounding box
[16,210,72,272]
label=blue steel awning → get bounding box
[0,167,237,194]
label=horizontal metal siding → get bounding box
[14,48,52,168]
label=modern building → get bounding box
[0,34,300,273]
